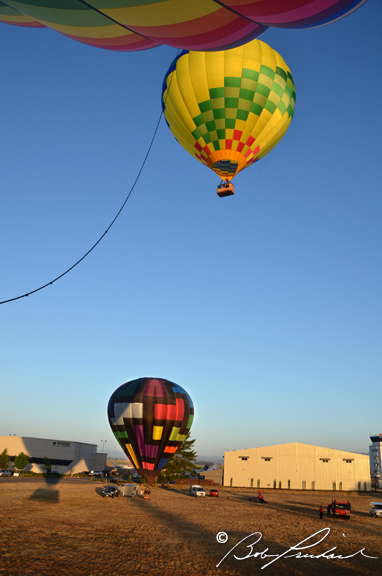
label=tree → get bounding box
[156,434,198,484]
[0,448,10,470]
[42,457,52,475]
[14,452,30,475]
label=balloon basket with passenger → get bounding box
[217,179,235,198]
[138,486,151,499]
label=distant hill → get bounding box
[106,454,225,465]
[106,451,128,459]
[197,455,224,465]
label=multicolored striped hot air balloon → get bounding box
[0,1,368,52]
[161,39,295,196]
[107,377,194,484]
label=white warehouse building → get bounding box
[223,442,371,491]
[0,436,107,475]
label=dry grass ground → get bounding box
[0,479,381,576]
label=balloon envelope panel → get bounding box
[0,1,44,27]
[0,1,368,51]
[162,40,295,181]
[220,0,369,29]
[108,377,194,478]
[0,0,159,51]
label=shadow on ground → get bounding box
[29,475,62,502]
[126,489,378,576]
[29,487,59,502]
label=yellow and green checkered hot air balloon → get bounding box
[162,39,296,197]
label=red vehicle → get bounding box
[331,500,351,519]
[210,489,219,497]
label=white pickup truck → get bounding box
[189,485,206,497]
[369,502,382,517]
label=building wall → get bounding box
[94,453,107,471]
[223,442,371,491]
[0,436,103,474]
[200,468,224,486]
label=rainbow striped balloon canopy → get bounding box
[107,377,194,484]
[162,39,296,183]
[0,1,368,53]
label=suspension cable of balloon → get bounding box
[234,157,269,188]
[0,49,180,306]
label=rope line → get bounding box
[0,53,179,305]
[77,0,153,40]
[234,157,268,187]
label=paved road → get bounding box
[0,476,107,485]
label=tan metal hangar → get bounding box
[223,442,371,491]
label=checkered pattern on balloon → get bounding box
[108,378,194,476]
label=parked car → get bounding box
[209,489,219,497]
[189,485,206,497]
[369,502,382,517]
[0,470,12,477]
[102,486,120,498]
[88,471,103,479]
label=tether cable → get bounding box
[0,51,179,305]
[234,157,268,187]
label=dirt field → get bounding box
[0,479,381,576]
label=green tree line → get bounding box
[0,448,30,474]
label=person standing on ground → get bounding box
[319,505,323,519]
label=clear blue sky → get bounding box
[1,1,380,459]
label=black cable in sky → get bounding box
[0,57,178,305]
[234,157,268,187]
